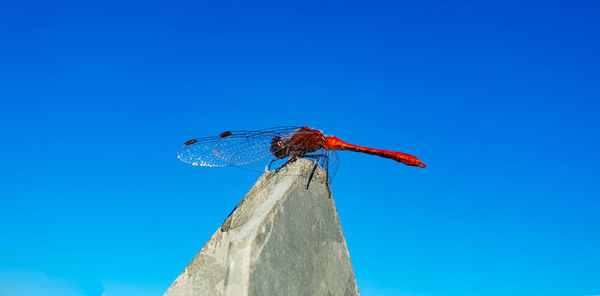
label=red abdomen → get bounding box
[326,136,426,168]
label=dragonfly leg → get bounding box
[302,154,330,195]
[303,154,332,198]
[268,158,280,171]
[272,156,299,174]
[306,159,319,190]
[269,156,297,171]
[283,156,298,168]
[323,154,332,198]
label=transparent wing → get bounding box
[177,126,302,170]
[312,145,339,185]
[178,126,340,184]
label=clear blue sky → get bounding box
[1,1,598,295]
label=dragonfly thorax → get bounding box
[269,128,326,160]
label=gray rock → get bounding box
[164,159,359,296]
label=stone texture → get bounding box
[164,159,359,296]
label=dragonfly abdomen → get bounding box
[326,136,426,168]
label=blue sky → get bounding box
[1,1,598,295]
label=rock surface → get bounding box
[164,159,359,296]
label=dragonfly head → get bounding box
[270,136,288,158]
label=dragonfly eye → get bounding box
[270,136,287,158]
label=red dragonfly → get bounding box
[177,127,426,186]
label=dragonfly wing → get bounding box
[177,127,302,170]
[323,149,339,184]
[177,135,233,167]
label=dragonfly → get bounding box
[177,126,426,189]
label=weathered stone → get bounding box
[164,159,359,296]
